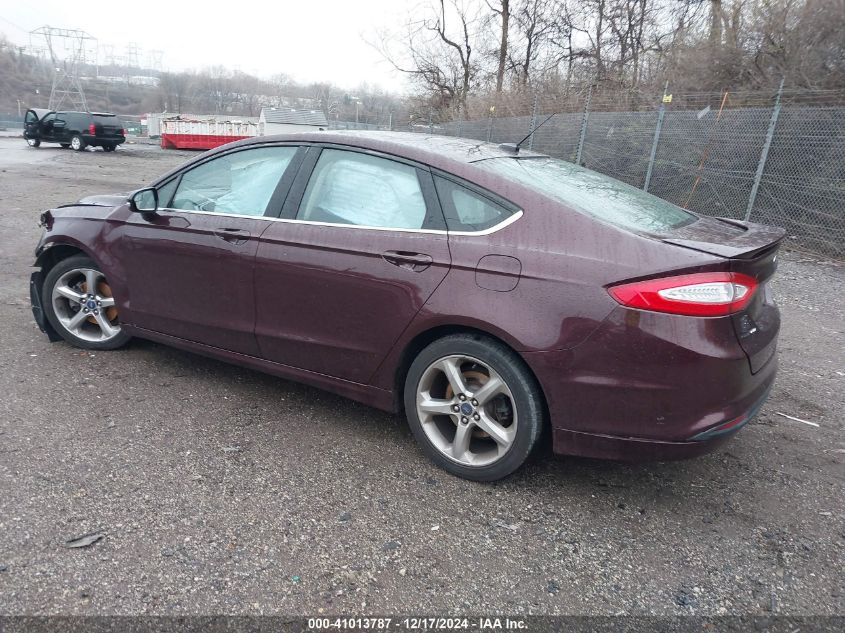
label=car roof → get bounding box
[54,111,116,116]
[152,131,552,208]
[238,130,548,166]
[28,108,53,119]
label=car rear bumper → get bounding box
[550,382,772,461]
[83,134,125,146]
[523,305,779,460]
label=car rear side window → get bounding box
[478,157,696,233]
[297,149,428,230]
[434,176,513,232]
[169,146,297,216]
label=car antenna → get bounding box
[499,112,556,154]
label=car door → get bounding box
[52,113,70,143]
[24,110,41,140]
[120,144,303,355]
[254,146,451,383]
[39,112,57,141]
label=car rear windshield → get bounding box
[93,114,117,122]
[477,156,696,234]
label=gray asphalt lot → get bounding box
[0,136,843,616]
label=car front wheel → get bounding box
[70,135,86,151]
[404,334,546,481]
[27,138,40,147]
[42,255,131,350]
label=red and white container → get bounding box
[160,118,259,150]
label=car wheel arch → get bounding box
[33,243,117,300]
[35,243,89,274]
[390,324,549,421]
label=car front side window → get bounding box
[169,146,297,216]
[297,149,429,230]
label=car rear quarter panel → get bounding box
[524,305,778,445]
[370,184,728,394]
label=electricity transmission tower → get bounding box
[125,42,141,69]
[29,26,97,111]
[147,49,164,72]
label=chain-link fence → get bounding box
[0,114,24,131]
[371,88,845,259]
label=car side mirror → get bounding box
[129,187,158,213]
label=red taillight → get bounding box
[88,123,96,135]
[608,272,758,316]
[121,128,127,136]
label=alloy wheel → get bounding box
[50,268,121,342]
[415,354,518,467]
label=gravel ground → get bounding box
[0,137,843,616]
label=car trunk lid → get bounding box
[661,216,786,373]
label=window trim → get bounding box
[123,207,523,236]
[147,141,524,235]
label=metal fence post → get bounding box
[745,79,784,221]
[428,108,434,134]
[486,105,494,143]
[644,81,669,192]
[528,90,539,150]
[575,85,592,165]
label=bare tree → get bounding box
[375,0,485,112]
[508,0,558,85]
[487,0,511,93]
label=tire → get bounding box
[60,143,70,149]
[103,144,114,152]
[27,138,40,148]
[42,255,131,351]
[404,334,546,481]
[70,135,86,151]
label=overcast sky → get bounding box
[0,0,414,92]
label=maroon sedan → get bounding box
[30,132,784,481]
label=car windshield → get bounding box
[477,156,696,234]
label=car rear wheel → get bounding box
[103,144,115,152]
[42,255,131,351]
[70,135,86,151]
[27,138,40,148]
[404,334,546,481]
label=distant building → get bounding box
[128,76,160,87]
[259,107,328,135]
